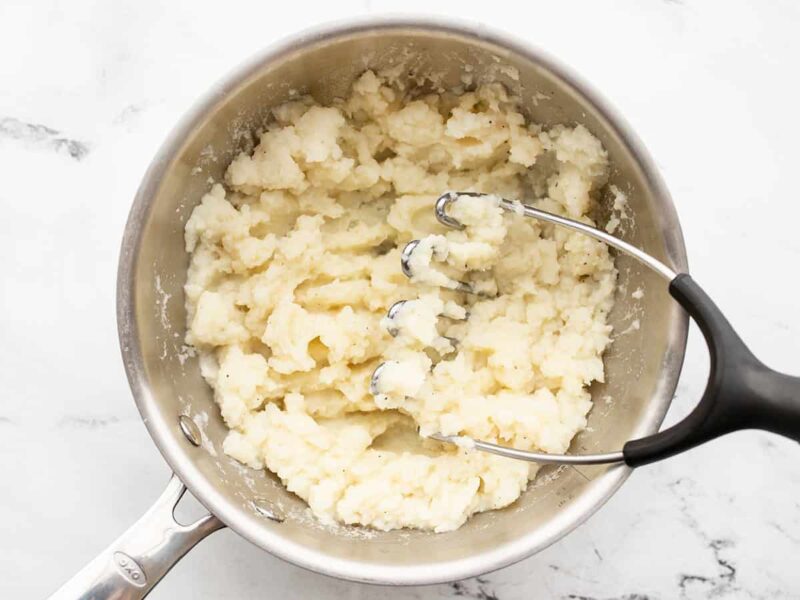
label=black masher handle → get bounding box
[623,273,800,467]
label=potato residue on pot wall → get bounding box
[183,70,616,532]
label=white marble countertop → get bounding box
[1,0,799,598]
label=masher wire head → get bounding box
[373,191,679,465]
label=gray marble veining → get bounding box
[0,117,89,160]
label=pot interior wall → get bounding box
[125,25,687,581]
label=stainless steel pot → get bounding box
[51,17,688,599]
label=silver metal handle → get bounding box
[49,474,224,600]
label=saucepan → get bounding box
[51,17,692,598]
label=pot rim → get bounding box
[117,14,688,585]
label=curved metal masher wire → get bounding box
[403,192,680,465]
[428,433,625,465]
[384,300,408,337]
[434,191,677,281]
[369,361,389,396]
[400,239,483,295]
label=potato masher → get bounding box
[371,192,800,467]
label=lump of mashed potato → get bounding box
[183,70,616,533]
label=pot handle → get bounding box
[48,474,225,599]
[623,274,800,466]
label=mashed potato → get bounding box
[184,70,616,532]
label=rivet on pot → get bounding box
[251,499,285,523]
[178,414,201,447]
